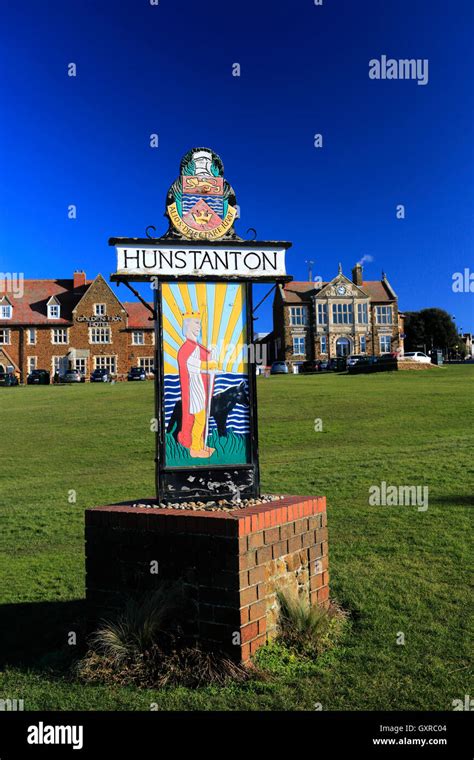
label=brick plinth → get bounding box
[85,495,329,663]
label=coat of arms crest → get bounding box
[165,147,238,241]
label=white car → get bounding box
[401,351,431,364]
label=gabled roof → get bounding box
[281,278,396,303]
[0,279,91,325]
[123,302,154,329]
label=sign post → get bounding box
[110,147,292,503]
[86,148,329,663]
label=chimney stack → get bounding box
[73,270,86,288]
[352,263,363,286]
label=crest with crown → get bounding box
[165,147,239,241]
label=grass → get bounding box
[0,367,472,710]
[165,428,249,466]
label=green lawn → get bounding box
[0,367,472,710]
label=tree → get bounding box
[404,309,459,354]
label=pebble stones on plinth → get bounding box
[85,147,329,662]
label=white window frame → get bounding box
[332,303,353,324]
[320,335,327,354]
[132,330,145,345]
[138,357,154,373]
[93,355,117,373]
[380,335,392,353]
[289,306,307,327]
[51,356,62,375]
[94,303,106,316]
[376,306,392,325]
[90,327,111,344]
[292,336,306,356]
[0,304,12,319]
[27,328,36,345]
[74,357,87,376]
[357,302,368,324]
[27,356,37,373]
[47,304,61,319]
[51,328,68,345]
[317,303,328,325]
[0,328,11,345]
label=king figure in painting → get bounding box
[176,311,219,458]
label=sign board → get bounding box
[114,244,287,280]
[109,147,292,502]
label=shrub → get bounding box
[276,590,348,658]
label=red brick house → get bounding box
[0,271,155,382]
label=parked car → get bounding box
[270,361,288,375]
[328,357,347,371]
[27,369,50,385]
[319,360,329,371]
[300,360,321,374]
[0,372,19,387]
[127,366,147,381]
[347,354,366,367]
[401,351,431,364]
[90,368,110,383]
[61,369,84,383]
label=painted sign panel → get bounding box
[161,281,250,467]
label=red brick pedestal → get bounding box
[85,495,329,663]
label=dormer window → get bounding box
[0,297,12,319]
[47,296,61,320]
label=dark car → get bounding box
[328,357,347,372]
[270,361,288,375]
[27,369,50,385]
[127,366,147,381]
[61,369,84,383]
[90,368,110,383]
[0,372,19,387]
[300,360,321,374]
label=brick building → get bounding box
[266,263,404,368]
[0,271,155,382]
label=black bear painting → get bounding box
[167,381,249,440]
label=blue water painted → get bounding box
[164,373,250,433]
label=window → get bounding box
[51,328,68,344]
[52,356,62,375]
[360,335,367,353]
[293,336,306,356]
[94,304,106,316]
[90,327,111,344]
[152,332,155,345]
[94,355,116,373]
[289,306,307,326]
[0,329,11,345]
[376,306,392,325]
[0,304,12,319]
[332,303,353,324]
[48,304,60,319]
[27,328,36,345]
[74,358,87,376]
[27,356,37,373]
[132,331,145,345]
[380,335,392,353]
[317,303,328,325]
[357,303,368,324]
[320,335,327,354]
[138,357,154,373]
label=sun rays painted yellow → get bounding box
[162,282,247,374]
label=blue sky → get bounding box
[1,0,472,333]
